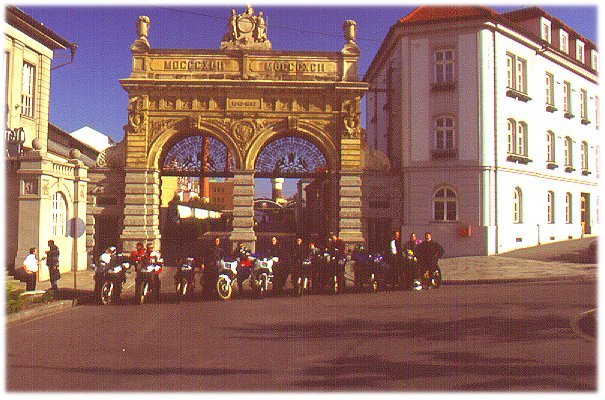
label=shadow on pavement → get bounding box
[292,354,595,391]
[226,315,578,342]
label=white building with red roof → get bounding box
[364,6,600,255]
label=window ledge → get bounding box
[545,105,558,113]
[432,82,457,92]
[546,162,559,170]
[506,89,532,102]
[506,154,532,164]
[581,169,592,176]
[564,166,576,173]
[431,149,458,159]
[564,112,575,119]
[581,118,591,125]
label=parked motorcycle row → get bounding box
[91,247,442,305]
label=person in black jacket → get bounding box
[327,232,346,291]
[290,236,306,289]
[415,232,444,282]
[266,236,287,293]
[46,240,60,290]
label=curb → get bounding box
[443,276,596,285]
[5,299,76,326]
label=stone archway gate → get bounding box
[118,8,368,251]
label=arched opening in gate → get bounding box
[253,135,334,252]
[159,133,235,264]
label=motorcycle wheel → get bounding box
[303,277,309,294]
[430,269,442,289]
[113,284,122,304]
[176,282,182,303]
[100,281,113,305]
[296,277,303,297]
[333,276,339,295]
[371,274,378,293]
[139,282,149,305]
[258,275,267,299]
[216,276,232,300]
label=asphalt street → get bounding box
[6,278,596,391]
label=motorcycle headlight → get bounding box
[272,257,279,262]
[113,266,122,273]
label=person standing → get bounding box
[415,232,444,284]
[403,232,422,288]
[22,247,40,291]
[267,236,287,293]
[327,232,346,291]
[46,240,60,290]
[291,236,306,289]
[387,230,403,287]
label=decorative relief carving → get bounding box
[221,5,272,51]
[127,95,148,134]
[41,179,49,195]
[287,116,299,132]
[22,179,38,195]
[231,120,256,144]
[150,118,182,141]
[342,97,362,139]
[79,185,86,200]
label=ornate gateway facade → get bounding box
[88,6,368,255]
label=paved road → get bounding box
[6,279,596,391]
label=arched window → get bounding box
[433,186,458,221]
[513,187,522,223]
[516,121,527,155]
[565,192,572,224]
[564,137,573,166]
[546,131,555,162]
[547,191,555,224]
[581,141,589,170]
[51,192,67,237]
[434,115,455,150]
[506,118,515,154]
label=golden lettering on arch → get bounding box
[248,59,336,74]
[149,58,239,72]
[227,98,261,110]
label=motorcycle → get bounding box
[249,255,275,298]
[324,251,345,295]
[175,257,196,302]
[352,248,378,293]
[413,264,442,290]
[94,253,130,305]
[293,257,313,296]
[236,249,254,293]
[216,256,239,300]
[135,260,163,304]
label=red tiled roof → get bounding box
[398,5,500,25]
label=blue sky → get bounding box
[18,3,599,143]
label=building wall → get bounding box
[365,9,600,257]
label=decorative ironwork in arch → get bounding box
[255,136,328,178]
[161,135,234,176]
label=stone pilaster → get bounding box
[69,159,89,271]
[229,170,256,251]
[120,168,161,251]
[338,171,364,248]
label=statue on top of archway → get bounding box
[221,5,272,50]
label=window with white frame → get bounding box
[545,72,555,106]
[434,49,455,84]
[560,30,569,53]
[506,118,528,156]
[576,40,585,63]
[506,53,527,93]
[591,50,599,71]
[21,62,35,118]
[433,186,457,222]
[580,89,588,119]
[563,81,571,113]
[51,192,67,237]
[541,18,551,43]
[513,187,522,224]
[434,115,455,150]
[564,137,573,167]
[546,131,555,162]
[565,192,572,224]
[581,141,589,170]
[547,191,555,224]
